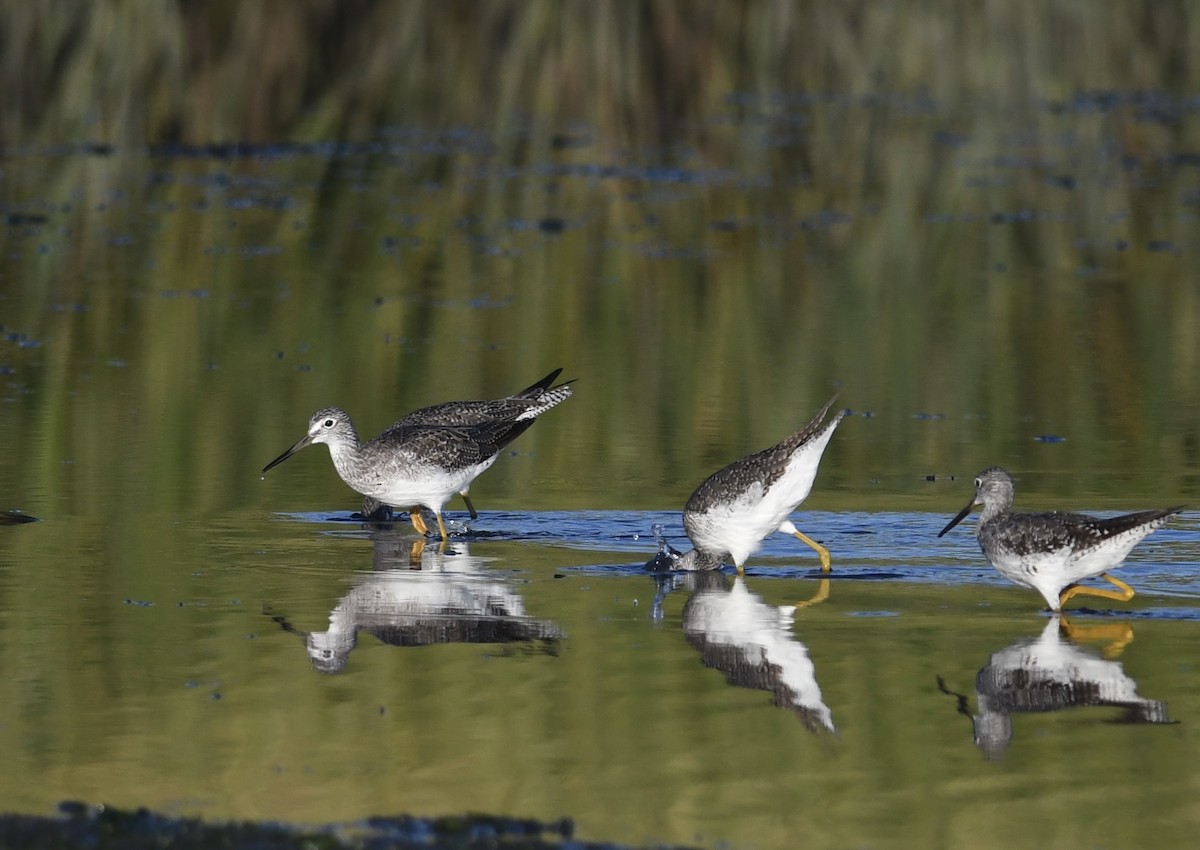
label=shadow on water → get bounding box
[938,616,1174,760]
[265,530,564,673]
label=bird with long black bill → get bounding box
[261,369,573,541]
[938,466,1182,611]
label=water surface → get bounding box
[2,507,1197,848]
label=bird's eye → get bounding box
[974,478,982,488]
[323,418,335,428]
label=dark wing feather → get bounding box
[359,371,572,515]
[388,369,568,430]
[513,368,564,397]
[372,415,557,471]
[373,424,494,470]
[988,507,1183,557]
[1062,507,1184,549]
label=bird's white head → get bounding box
[305,407,358,448]
[938,466,1015,537]
[972,467,1015,513]
[261,407,359,476]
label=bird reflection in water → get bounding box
[649,561,835,734]
[939,616,1171,759]
[269,532,564,673]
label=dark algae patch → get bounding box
[0,804,701,850]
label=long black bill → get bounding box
[261,434,313,476]
[937,499,977,538]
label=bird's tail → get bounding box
[516,381,574,420]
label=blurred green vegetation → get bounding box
[2,2,1199,520]
[4,2,1200,147]
[0,3,1196,550]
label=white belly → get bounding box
[343,457,496,512]
[686,481,794,566]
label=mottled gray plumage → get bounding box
[391,368,566,429]
[685,395,844,516]
[670,394,845,572]
[327,416,530,474]
[938,466,1183,610]
[978,507,1180,560]
[262,369,573,539]
[361,369,571,520]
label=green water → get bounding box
[2,512,1197,848]
[2,4,1200,848]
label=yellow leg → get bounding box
[791,530,832,572]
[434,511,449,542]
[1059,613,1135,659]
[795,578,831,609]
[461,492,478,520]
[409,510,429,536]
[408,538,426,565]
[1058,573,1135,610]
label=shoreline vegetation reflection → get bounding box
[3,5,1200,518]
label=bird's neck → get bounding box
[326,436,364,480]
[978,499,1012,524]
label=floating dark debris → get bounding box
[5,213,49,226]
[550,133,590,150]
